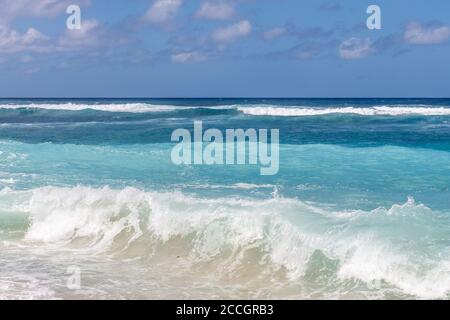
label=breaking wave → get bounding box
[1,186,448,299]
[0,103,185,113]
[236,105,450,117]
[2,103,450,117]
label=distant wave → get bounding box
[1,186,448,299]
[0,103,187,113]
[0,103,242,119]
[2,103,450,118]
[236,105,450,116]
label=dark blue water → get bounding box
[0,98,450,149]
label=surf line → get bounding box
[171,121,280,176]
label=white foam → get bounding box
[237,105,450,116]
[0,103,183,113]
[0,276,56,300]
[1,186,449,299]
[3,103,450,116]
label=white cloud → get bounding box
[0,0,90,22]
[404,22,450,45]
[0,24,49,53]
[212,20,251,43]
[144,0,182,24]
[171,51,206,63]
[196,2,234,20]
[339,37,374,59]
[263,27,285,40]
[0,0,94,56]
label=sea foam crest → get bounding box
[1,186,448,299]
[237,105,450,116]
[0,103,183,113]
[2,103,450,116]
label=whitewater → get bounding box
[3,102,450,116]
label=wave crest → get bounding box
[237,105,450,116]
[2,103,450,117]
[1,186,448,299]
[0,103,184,113]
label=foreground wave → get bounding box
[1,186,448,299]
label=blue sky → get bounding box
[0,0,449,97]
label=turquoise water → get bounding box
[0,98,449,299]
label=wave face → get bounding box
[0,186,449,300]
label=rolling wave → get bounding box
[1,186,448,299]
[2,103,450,117]
[0,103,186,113]
[236,105,450,117]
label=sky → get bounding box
[0,0,449,98]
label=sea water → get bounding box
[0,98,449,299]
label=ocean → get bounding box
[0,98,449,299]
